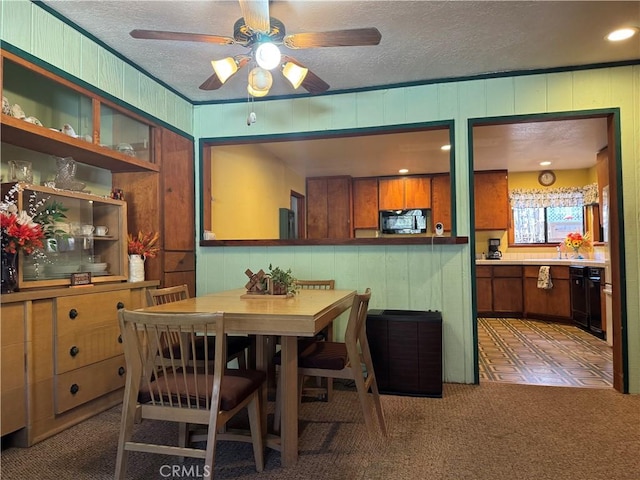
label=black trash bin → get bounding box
[366,309,442,397]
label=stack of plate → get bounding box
[81,262,108,273]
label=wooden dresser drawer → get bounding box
[55,290,132,337]
[492,265,523,277]
[55,324,124,374]
[476,266,492,278]
[54,355,126,414]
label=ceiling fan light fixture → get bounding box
[282,62,308,89]
[211,57,238,84]
[248,66,273,92]
[255,42,281,70]
[247,84,270,97]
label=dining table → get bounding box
[139,287,356,467]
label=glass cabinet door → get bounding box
[3,183,127,287]
[100,105,151,162]
[2,59,94,142]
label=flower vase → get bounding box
[128,255,145,283]
[572,248,583,259]
[1,250,19,293]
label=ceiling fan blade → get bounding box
[199,55,251,91]
[238,0,270,34]
[282,56,330,94]
[130,29,236,45]
[199,74,224,91]
[283,28,381,49]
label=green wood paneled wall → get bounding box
[0,0,193,134]
[195,66,640,390]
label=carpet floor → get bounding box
[2,382,639,480]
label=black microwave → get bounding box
[379,209,429,234]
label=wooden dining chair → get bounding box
[115,309,266,479]
[274,288,387,436]
[147,284,253,368]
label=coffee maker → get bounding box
[487,238,502,260]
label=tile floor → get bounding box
[478,317,613,388]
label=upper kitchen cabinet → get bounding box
[352,177,379,230]
[431,174,451,232]
[307,176,352,239]
[1,50,158,173]
[379,176,431,210]
[474,170,509,230]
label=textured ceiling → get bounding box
[39,1,636,175]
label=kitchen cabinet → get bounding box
[476,265,523,316]
[1,303,26,436]
[352,177,379,230]
[0,282,156,446]
[524,266,571,320]
[431,174,451,232]
[474,170,509,230]
[378,176,431,210]
[307,176,352,239]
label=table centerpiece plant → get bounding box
[267,264,298,296]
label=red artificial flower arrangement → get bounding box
[127,230,160,259]
[1,207,45,254]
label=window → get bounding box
[510,185,595,245]
[513,206,584,244]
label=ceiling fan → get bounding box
[129,0,381,96]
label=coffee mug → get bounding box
[81,225,95,236]
[95,226,109,236]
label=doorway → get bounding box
[470,111,624,391]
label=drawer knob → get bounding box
[118,366,126,376]
[117,302,125,310]
[70,384,79,395]
[69,309,78,319]
[118,334,123,344]
[69,346,79,357]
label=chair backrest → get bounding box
[295,279,335,290]
[118,309,226,410]
[146,284,190,306]
[344,288,372,350]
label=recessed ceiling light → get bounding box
[540,161,552,166]
[606,27,638,41]
[440,144,451,151]
[399,168,409,174]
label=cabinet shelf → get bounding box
[1,115,159,173]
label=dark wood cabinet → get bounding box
[476,265,523,316]
[524,266,571,320]
[379,176,431,210]
[474,170,509,230]
[115,128,195,295]
[307,176,352,239]
[431,174,451,232]
[352,178,379,230]
[366,309,442,397]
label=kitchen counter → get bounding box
[476,258,607,268]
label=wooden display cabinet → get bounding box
[2,183,127,289]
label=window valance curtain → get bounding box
[509,184,598,208]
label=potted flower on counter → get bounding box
[127,231,159,282]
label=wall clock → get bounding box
[538,170,556,186]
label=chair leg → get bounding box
[247,391,265,472]
[236,350,247,369]
[352,368,377,434]
[369,377,388,436]
[115,384,140,479]
[272,366,281,434]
